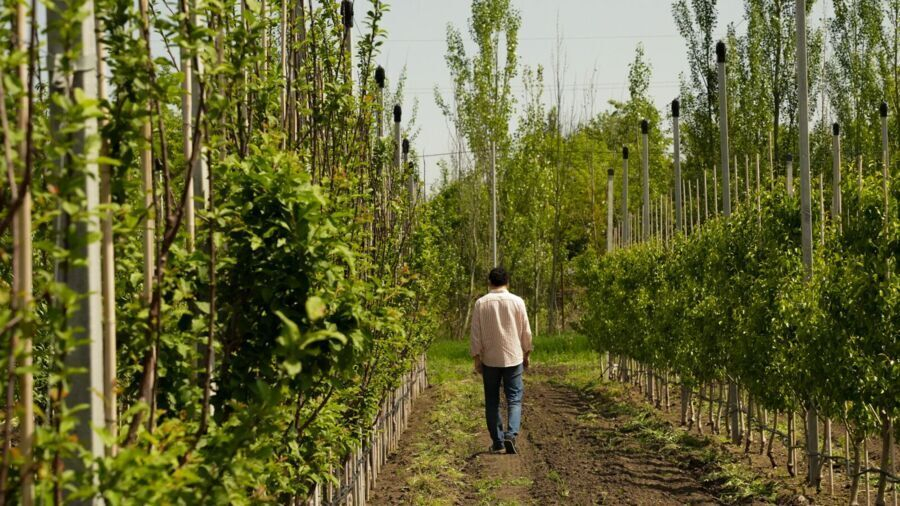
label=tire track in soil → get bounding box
[370,368,723,505]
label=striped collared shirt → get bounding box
[470,288,533,368]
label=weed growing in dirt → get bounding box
[545,469,571,499]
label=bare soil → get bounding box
[370,366,724,505]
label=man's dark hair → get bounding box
[488,267,509,287]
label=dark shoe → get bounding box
[489,442,504,454]
[503,437,518,455]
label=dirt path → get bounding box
[369,368,721,505]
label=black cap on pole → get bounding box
[880,101,889,118]
[623,146,629,159]
[402,138,410,154]
[375,66,386,89]
[786,154,793,162]
[608,168,614,176]
[716,41,726,63]
[341,0,354,29]
[641,119,649,134]
[672,99,680,118]
[393,105,402,123]
[833,123,840,136]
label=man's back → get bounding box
[470,288,533,368]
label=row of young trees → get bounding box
[577,3,899,505]
[424,0,899,341]
[1,0,432,502]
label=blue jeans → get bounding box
[482,363,524,445]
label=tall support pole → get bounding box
[607,169,615,252]
[491,140,498,266]
[795,0,819,485]
[391,105,401,228]
[832,123,842,231]
[641,120,650,243]
[716,40,739,445]
[375,66,385,138]
[622,147,630,246]
[96,13,117,457]
[673,100,683,232]
[604,167,614,380]
[393,105,402,177]
[787,154,794,197]
[402,139,412,211]
[876,102,892,505]
[341,0,354,81]
[47,0,106,475]
[15,0,34,499]
[718,43,731,218]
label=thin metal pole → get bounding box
[796,0,819,485]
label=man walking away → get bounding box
[470,267,533,455]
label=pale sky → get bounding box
[372,0,762,191]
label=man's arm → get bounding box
[518,299,533,368]
[470,301,483,373]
